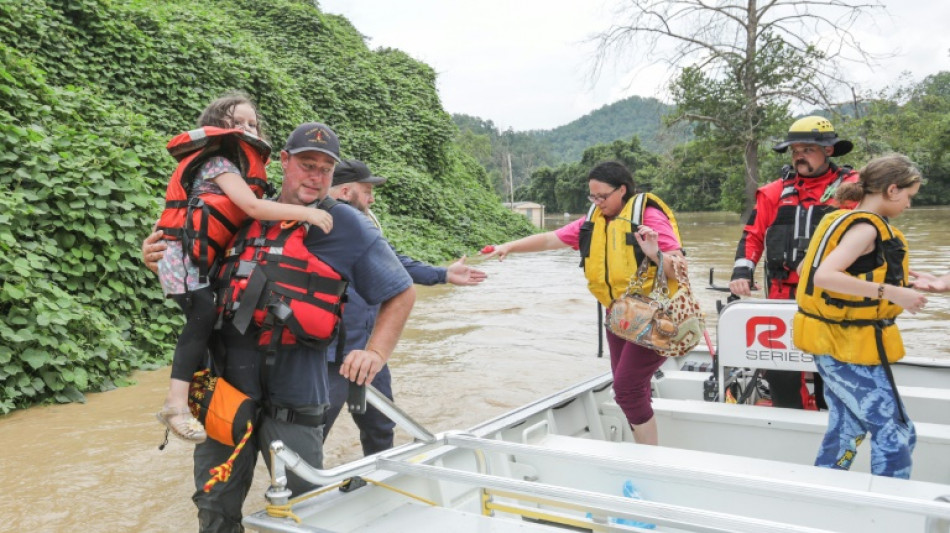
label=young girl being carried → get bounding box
[155,92,334,443]
[794,153,927,478]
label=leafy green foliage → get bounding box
[840,72,950,205]
[0,0,533,411]
[0,41,178,412]
[518,137,661,214]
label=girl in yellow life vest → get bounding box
[485,161,684,446]
[794,153,927,478]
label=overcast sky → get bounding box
[318,0,950,131]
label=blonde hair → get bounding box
[835,153,922,204]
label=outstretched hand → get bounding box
[446,256,487,286]
[481,243,511,261]
[910,270,950,293]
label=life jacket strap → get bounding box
[259,262,348,297]
[796,308,895,329]
[821,292,880,309]
[231,266,268,334]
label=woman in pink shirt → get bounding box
[487,161,684,445]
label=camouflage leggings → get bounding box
[813,355,916,479]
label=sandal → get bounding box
[156,405,207,444]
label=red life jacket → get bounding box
[216,207,348,351]
[156,127,273,283]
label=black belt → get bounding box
[262,404,328,427]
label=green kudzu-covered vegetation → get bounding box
[0,0,535,412]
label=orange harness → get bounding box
[188,368,257,492]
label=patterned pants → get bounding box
[813,355,916,479]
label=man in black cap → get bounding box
[143,125,416,532]
[729,115,858,410]
[324,159,486,455]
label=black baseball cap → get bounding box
[332,159,387,186]
[283,122,341,162]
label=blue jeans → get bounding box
[325,362,395,456]
[813,355,916,478]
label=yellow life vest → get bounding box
[580,193,682,307]
[793,210,909,365]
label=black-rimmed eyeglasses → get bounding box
[587,187,620,203]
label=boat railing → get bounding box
[264,384,438,506]
[266,433,834,532]
[260,380,950,532]
[444,434,950,526]
[376,453,836,533]
[264,430,950,532]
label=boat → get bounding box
[243,299,950,532]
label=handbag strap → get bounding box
[624,249,667,296]
[670,255,691,294]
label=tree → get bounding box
[595,0,885,213]
[850,71,950,205]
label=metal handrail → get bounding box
[265,384,438,503]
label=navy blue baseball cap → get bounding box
[283,122,341,162]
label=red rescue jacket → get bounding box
[156,127,272,283]
[732,163,858,299]
[216,206,348,351]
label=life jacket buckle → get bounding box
[270,300,293,322]
[235,260,256,278]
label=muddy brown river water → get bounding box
[1,208,947,532]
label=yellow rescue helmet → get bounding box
[772,115,853,157]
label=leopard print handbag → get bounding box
[607,251,705,357]
[607,251,679,352]
[656,255,706,357]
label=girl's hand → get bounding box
[308,209,333,234]
[887,285,928,314]
[142,229,166,274]
[632,225,659,261]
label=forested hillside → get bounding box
[0,0,535,412]
[518,73,950,214]
[531,96,689,162]
[452,95,687,199]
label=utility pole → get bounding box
[507,152,514,204]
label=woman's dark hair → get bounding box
[197,90,268,141]
[587,161,636,203]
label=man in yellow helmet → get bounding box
[728,116,859,409]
